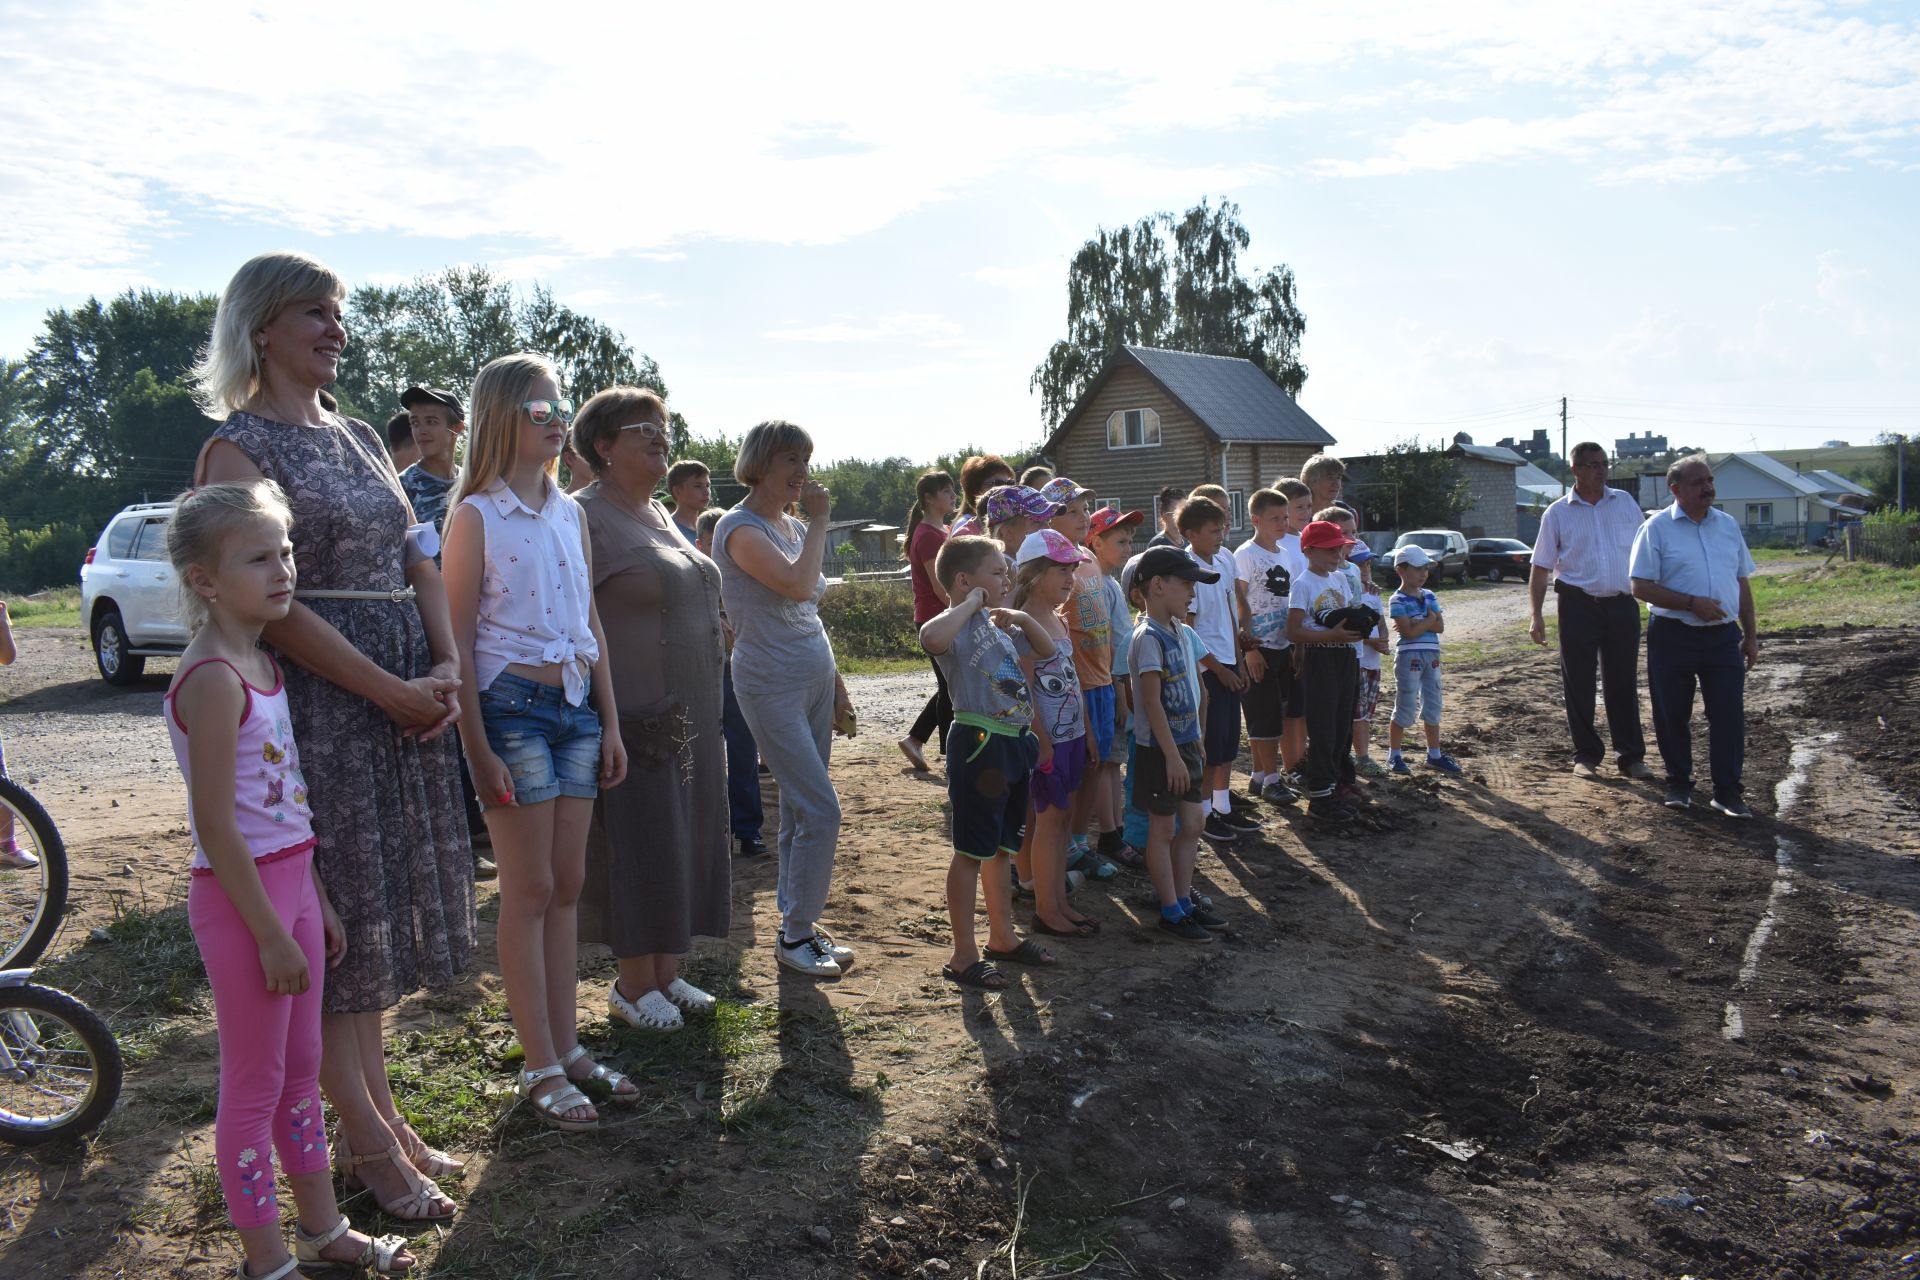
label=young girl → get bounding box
[1011,529,1099,940]
[442,354,629,1132]
[899,469,957,773]
[164,481,412,1279]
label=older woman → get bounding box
[712,421,855,979]
[947,453,1014,539]
[195,251,470,1223]
[569,388,730,1030]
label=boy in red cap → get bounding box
[1286,520,1371,825]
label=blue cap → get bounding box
[1348,543,1374,563]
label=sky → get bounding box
[1,0,1917,464]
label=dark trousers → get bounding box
[1646,617,1746,800]
[908,654,953,751]
[1302,646,1359,798]
[722,661,764,841]
[1554,585,1646,769]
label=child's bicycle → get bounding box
[0,773,123,1145]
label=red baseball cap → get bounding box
[1088,507,1144,537]
[1299,519,1358,550]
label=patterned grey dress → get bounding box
[209,412,476,1013]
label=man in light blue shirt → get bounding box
[1629,454,1759,817]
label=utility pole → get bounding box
[1900,434,1907,514]
[1560,396,1569,485]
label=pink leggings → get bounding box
[188,849,330,1228]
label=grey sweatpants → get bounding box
[735,669,842,941]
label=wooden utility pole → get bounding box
[1560,396,1569,484]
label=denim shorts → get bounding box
[1391,650,1444,729]
[1084,684,1118,762]
[476,673,603,808]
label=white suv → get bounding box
[80,502,188,685]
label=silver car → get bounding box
[79,502,187,685]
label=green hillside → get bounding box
[1763,444,1891,485]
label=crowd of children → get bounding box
[920,466,1467,978]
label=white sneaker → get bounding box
[608,984,684,1032]
[664,978,716,1014]
[812,927,856,971]
[775,934,843,978]
[0,844,39,871]
[1572,761,1600,779]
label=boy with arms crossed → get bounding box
[1179,496,1256,844]
[1234,488,1298,806]
[1287,521,1371,825]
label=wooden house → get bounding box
[1040,344,1336,533]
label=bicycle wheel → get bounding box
[0,775,67,971]
[0,982,123,1145]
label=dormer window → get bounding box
[1105,407,1161,450]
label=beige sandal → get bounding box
[332,1132,456,1221]
[518,1063,599,1131]
[385,1112,464,1178]
[295,1213,413,1274]
[559,1044,639,1103]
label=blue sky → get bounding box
[2,0,1916,463]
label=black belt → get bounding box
[1553,582,1628,601]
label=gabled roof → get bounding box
[1047,344,1335,453]
[1810,468,1873,498]
[1515,462,1565,505]
[1709,451,1825,499]
[1448,440,1527,467]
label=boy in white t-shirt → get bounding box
[1179,496,1256,846]
[1348,545,1390,777]
[1233,488,1298,807]
[1286,520,1371,825]
[1274,479,1315,780]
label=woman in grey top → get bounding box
[711,421,856,978]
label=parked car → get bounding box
[79,502,187,685]
[1390,529,1470,585]
[1468,537,1534,582]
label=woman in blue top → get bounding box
[710,421,857,979]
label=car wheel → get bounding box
[1487,566,1504,583]
[93,610,146,686]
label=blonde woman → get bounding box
[442,355,629,1130]
[195,251,471,1220]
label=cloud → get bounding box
[766,313,962,344]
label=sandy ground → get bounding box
[2,577,1918,1279]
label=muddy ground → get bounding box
[0,598,1916,1279]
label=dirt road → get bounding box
[2,587,1917,1279]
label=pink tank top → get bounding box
[164,655,317,875]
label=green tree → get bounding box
[1031,197,1307,428]
[1870,433,1917,511]
[1349,440,1473,531]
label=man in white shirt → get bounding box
[1628,454,1759,818]
[1528,442,1652,781]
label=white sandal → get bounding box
[294,1213,413,1274]
[608,983,684,1032]
[664,977,716,1015]
[558,1043,639,1104]
[517,1063,599,1132]
[238,1257,301,1280]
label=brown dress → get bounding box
[577,484,731,956]
[207,412,476,1012]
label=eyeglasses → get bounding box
[1573,458,1612,470]
[618,420,668,440]
[522,399,575,426]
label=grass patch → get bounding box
[1754,561,1920,632]
[8,587,82,629]
[36,888,208,1064]
[838,655,927,677]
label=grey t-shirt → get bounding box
[933,609,1035,734]
[1129,617,1200,746]
[713,506,834,692]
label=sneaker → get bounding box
[1190,889,1214,909]
[1622,760,1656,780]
[1388,756,1412,776]
[1188,906,1232,933]
[1307,798,1355,825]
[1285,770,1306,790]
[1157,913,1215,943]
[1710,795,1753,820]
[1202,813,1242,845]
[1243,783,1267,806]
[812,927,857,969]
[1424,754,1464,776]
[472,854,498,881]
[1335,782,1365,804]
[1220,807,1262,833]
[1572,761,1601,779]
[1355,757,1388,779]
[0,844,39,871]
[734,836,768,857]
[1262,780,1301,807]
[775,934,843,977]
[1663,785,1692,810]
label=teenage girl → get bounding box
[1011,529,1100,941]
[163,481,411,1278]
[442,354,629,1132]
[899,469,958,773]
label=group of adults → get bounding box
[189,249,858,1222]
[1529,444,1759,816]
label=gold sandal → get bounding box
[295,1213,413,1274]
[332,1132,456,1221]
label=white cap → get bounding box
[1392,544,1433,567]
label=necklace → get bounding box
[598,479,668,530]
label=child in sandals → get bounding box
[442,355,631,1132]
[162,481,413,1278]
[921,535,1060,990]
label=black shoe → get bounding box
[1220,807,1262,833]
[1710,795,1753,819]
[735,836,768,857]
[1157,913,1215,943]
[1189,906,1231,933]
[1202,813,1241,845]
[1663,785,1692,810]
[1306,797,1354,825]
[1261,780,1300,807]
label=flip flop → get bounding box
[984,938,1057,966]
[942,960,1008,990]
[1031,916,1097,939]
